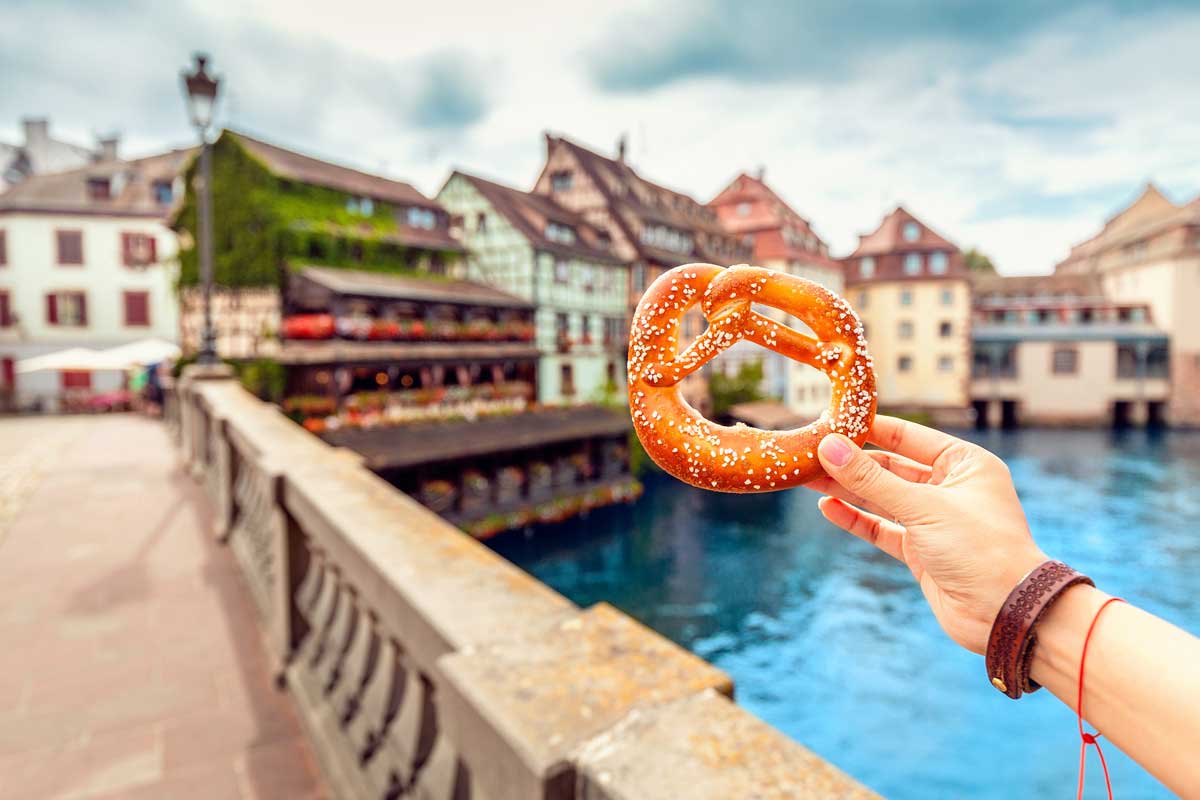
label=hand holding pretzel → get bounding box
[627,263,876,492]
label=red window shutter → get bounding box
[1,357,14,389]
[78,293,88,325]
[0,291,9,327]
[61,370,92,390]
[124,291,149,326]
[47,293,58,324]
[121,233,132,266]
[0,230,7,266]
[148,236,157,263]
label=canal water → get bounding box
[491,428,1200,799]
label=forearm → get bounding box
[1029,584,1200,797]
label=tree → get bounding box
[963,248,997,275]
[709,360,766,416]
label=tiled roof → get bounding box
[547,134,750,265]
[708,172,839,268]
[230,130,434,208]
[847,206,958,257]
[970,272,1104,300]
[1057,184,1200,267]
[297,265,534,309]
[451,171,625,264]
[0,148,194,217]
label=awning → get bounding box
[100,338,181,367]
[16,348,120,373]
[727,400,810,431]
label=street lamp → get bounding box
[180,53,220,364]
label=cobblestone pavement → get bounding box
[0,414,325,799]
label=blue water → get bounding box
[491,429,1200,799]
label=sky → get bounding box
[3,0,1200,274]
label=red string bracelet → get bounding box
[1076,597,1125,800]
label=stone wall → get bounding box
[169,368,877,800]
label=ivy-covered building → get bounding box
[437,170,628,405]
[173,130,464,358]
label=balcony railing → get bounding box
[167,370,876,799]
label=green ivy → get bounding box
[174,132,438,288]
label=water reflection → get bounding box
[491,428,1198,799]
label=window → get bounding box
[898,355,913,372]
[930,251,948,274]
[406,207,437,229]
[939,321,953,337]
[736,202,752,217]
[560,363,576,396]
[360,197,375,216]
[152,180,173,205]
[86,178,111,200]
[0,229,6,266]
[1052,347,1078,375]
[429,255,446,276]
[56,230,83,265]
[61,370,92,391]
[547,222,577,245]
[860,256,875,278]
[596,231,611,250]
[554,258,570,284]
[604,317,623,345]
[633,264,647,293]
[606,360,617,387]
[903,221,920,242]
[556,312,569,336]
[903,253,922,276]
[121,232,157,266]
[0,290,10,327]
[550,170,573,192]
[46,291,87,326]
[900,289,913,306]
[898,320,914,339]
[581,314,592,343]
[475,212,487,233]
[941,288,953,306]
[937,355,954,372]
[123,291,150,326]
[581,264,594,292]
[640,224,692,254]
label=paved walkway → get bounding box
[0,415,324,800]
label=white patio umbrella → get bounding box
[99,338,181,368]
[15,347,123,373]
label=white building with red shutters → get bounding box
[0,147,191,410]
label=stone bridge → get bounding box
[0,366,878,799]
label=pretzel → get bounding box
[627,263,876,492]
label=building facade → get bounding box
[842,206,971,417]
[970,273,1169,427]
[437,171,628,405]
[708,171,845,419]
[0,148,190,410]
[174,130,464,358]
[1,118,112,193]
[531,134,751,414]
[1054,184,1200,426]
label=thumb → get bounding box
[817,433,913,517]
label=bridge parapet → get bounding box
[170,367,879,800]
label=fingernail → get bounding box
[819,434,853,467]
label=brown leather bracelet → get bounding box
[985,560,1094,699]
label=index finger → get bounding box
[867,414,961,466]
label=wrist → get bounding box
[1028,583,1110,694]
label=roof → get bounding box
[321,406,631,470]
[545,134,750,265]
[297,266,533,309]
[229,130,434,208]
[727,400,810,430]
[276,340,540,366]
[970,272,1104,300]
[708,172,840,268]
[847,206,959,257]
[295,220,463,253]
[0,148,194,217]
[1057,184,1200,268]
[451,171,625,264]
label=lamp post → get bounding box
[180,54,220,364]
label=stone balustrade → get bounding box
[169,366,878,800]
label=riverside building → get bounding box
[708,170,844,420]
[842,206,971,420]
[1054,184,1200,426]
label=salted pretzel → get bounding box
[628,263,876,493]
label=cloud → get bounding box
[408,54,490,129]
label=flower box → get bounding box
[282,314,335,340]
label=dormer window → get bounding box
[736,202,751,217]
[87,178,111,200]
[407,207,437,230]
[476,212,487,233]
[347,196,376,216]
[929,251,948,274]
[596,231,611,250]
[152,180,173,205]
[904,253,922,275]
[903,222,921,242]
[860,256,876,278]
[547,222,577,244]
[550,171,573,192]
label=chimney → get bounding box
[616,134,627,163]
[22,118,49,150]
[98,134,120,162]
[756,165,766,181]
